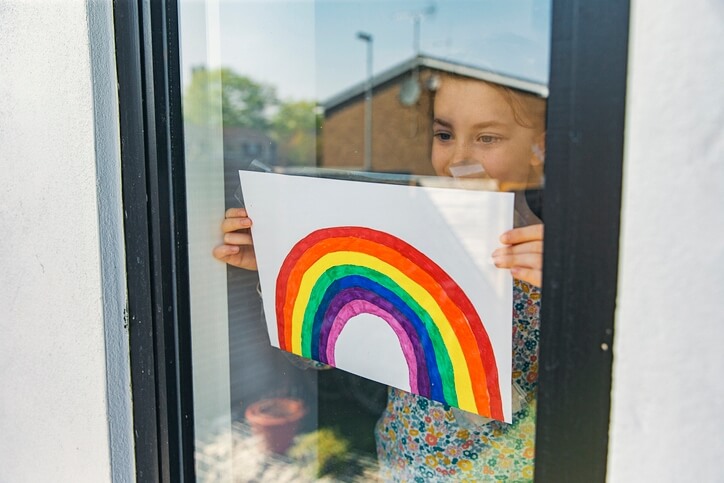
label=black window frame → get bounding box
[114,0,194,481]
[534,1,629,480]
[113,0,629,481]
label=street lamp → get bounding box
[357,31,373,171]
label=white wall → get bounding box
[608,0,724,481]
[2,0,722,480]
[0,1,133,481]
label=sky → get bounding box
[179,0,551,102]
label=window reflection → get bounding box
[180,1,549,481]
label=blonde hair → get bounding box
[433,73,547,133]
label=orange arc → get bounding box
[282,235,491,414]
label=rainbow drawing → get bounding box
[275,226,503,419]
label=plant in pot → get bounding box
[244,397,307,454]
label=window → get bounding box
[114,0,629,480]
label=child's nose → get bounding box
[448,159,485,178]
[451,140,473,163]
[447,143,485,178]
[448,141,483,178]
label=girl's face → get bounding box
[431,78,543,190]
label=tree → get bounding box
[183,66,320,167]
[183,66,277,129]
[271,100,320,166]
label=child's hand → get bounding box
[492,224,544,288]
[212,208,258,271]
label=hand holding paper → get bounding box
[492,224,544,288]
[213,207,258,271]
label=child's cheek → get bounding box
[430,149,449,176]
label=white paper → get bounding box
[239,171,514,422]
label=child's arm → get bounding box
[212,207,258,271]
[491,224,544,288]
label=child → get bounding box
[374,74,544,481]
[214,74,545,481]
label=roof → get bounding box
[321,54,549,110]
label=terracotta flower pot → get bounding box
[245,398,306,454]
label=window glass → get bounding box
[179,1,549,480]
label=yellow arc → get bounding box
[291,251,475,411]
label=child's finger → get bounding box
[492,240,543,258]
[499,224,543,245]
[510,267,542,288]
[223,232,253,246]
[221,216,252,233]
[212,244,240,260]
[492,252,542,270]
[225,207,248,218]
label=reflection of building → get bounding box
[223,126,277,167]
[223,126,277,200]
[321,55,547,176]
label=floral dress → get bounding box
[375,280,541,482]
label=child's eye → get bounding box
[434,131,452,141]
[479,135,500,144]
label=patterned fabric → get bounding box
[375,280,541,481]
